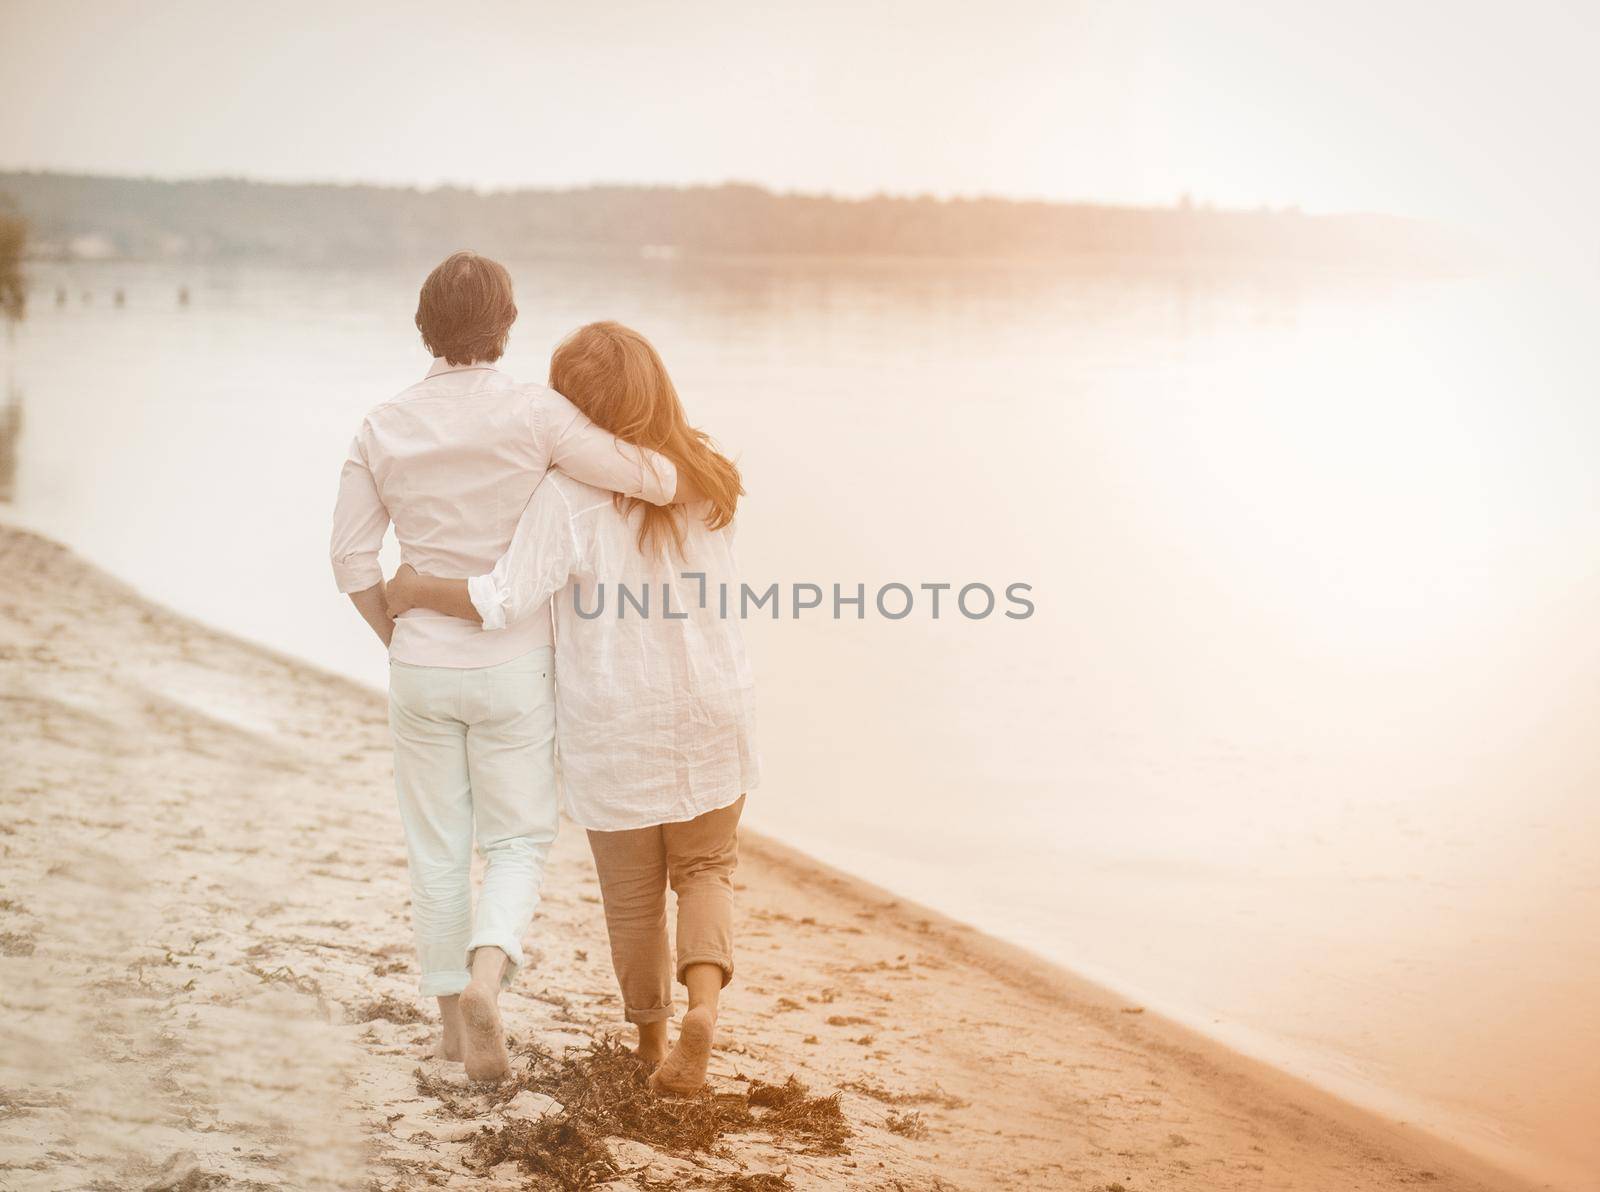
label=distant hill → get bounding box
[0,171,1475,270]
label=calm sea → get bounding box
[4,254,1597,1187]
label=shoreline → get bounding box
[764,830,1566,1191]
[741,832,1549,1192]
[0,524,1542,1190]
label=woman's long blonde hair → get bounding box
[549,321,742,554]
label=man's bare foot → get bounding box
[427,993,465,1062]
[649,1007,715,1096]
[459,983,511,1082]
[424,1034,463,1062]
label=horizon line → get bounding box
[0,164,1412,223]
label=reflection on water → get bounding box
[3,256,1597,1189]
[0,383,19,503]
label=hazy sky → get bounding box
[2,0,1597,247]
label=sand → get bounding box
[0,525,1533,1191]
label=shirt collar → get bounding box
[425,357,500,379]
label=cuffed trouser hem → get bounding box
[676,953,734,989]
[420,970,471,998]
[623,1004,675,1025]
[468,931,526,990]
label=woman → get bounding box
[385,321,757,1096]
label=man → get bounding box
[329,251,687,1080]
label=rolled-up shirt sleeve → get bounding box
[329,431,389,593]
[469,481,584,631]
[535,387,677,506]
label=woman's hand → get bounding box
[383,564,481,623]
[385,563,420,618]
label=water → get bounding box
[4,255,1597,1188]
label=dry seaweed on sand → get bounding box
[883,1109,928,1139]
[423,1036,852,1180]
[632,1168,793,1192]
[140,1152,230,1191]
[0,931,37,957]
[463,1114,619,1189]
[745,1077,850,1154]
[412,1066,486,1120]
[503,1036,758,1154]
[349,995,426,1024]
[243,963,323,997]
[708,1174,794,1191]
[842,1079,969,1110]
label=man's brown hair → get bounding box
[414,251,517,365]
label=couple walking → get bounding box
[329,251,758,1093]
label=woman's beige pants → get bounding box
[585,795,745,1024]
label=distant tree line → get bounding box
[0,197,24,323]
[0,171,1474,271]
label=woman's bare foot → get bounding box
[459,983,511,1082]
[636,1020,669,1069]
[649,1007,715,1096]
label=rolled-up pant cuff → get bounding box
[468,932,526,990]
[420,970,471,998]
[624,1003,674,1025]
[676,953,734,989]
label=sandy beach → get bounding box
[0,524,1533,1191]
